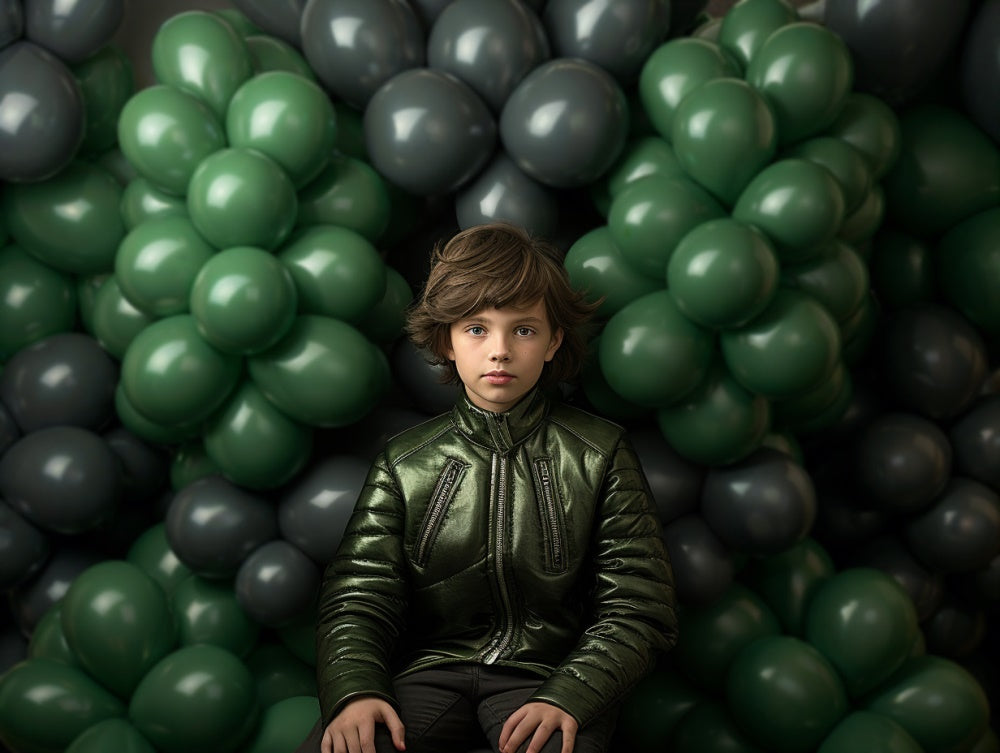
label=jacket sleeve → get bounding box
[314,452,409,727]
[527,434,679,726]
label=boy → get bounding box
[302,222,677,753]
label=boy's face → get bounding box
[446,298,563,413]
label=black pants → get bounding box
[295,664,618,753]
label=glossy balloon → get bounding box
[172,575,259,657]
[24,0,122,62]
[129,644,259,753]
[780,240,868,323]
[245,33,313,78]
[661,514,735,607]
[300,0,424,110]
[246,695,320,753]
[231,0,304,45]
[120,178,187,231]
[152,10,253,121]
[0,332,116,433]
[3,160,124,274]
[787,136,872,214]
[296,153,391,242]
[950,395,1000,492]
[627,427,704,525]
[235,540,320,627]
[359,266,413,345]
[937,207,1000,336]
[672,77,776,206]
[169,442,221,491]
[226,70,336,188]
[848,534,944,623]
[28,606,78,666]
[117,85,226,197]
[127,523,193,597]
[71,43,134,154]
[817,711,923,753]
[388,338,461,417]
[65,718,156,753]
[0,41,84,182]
[115,216,216,317]
[429,0,548,111]
[9,547,104,635]
[0,244,76,360]
[190,246,298,355]
[595,135,685,213]
[187,147,297,251]
[500,57,628,188]
[961,0,1000,144]
[0,501,49,591]
[89,276,155,361]
[120,315,242,427]
[245,642,316,708]
[826,92,901,180]
[718,0,798,69]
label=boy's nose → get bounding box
[490,336,511,361]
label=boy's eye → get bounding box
[516,327,534,336]
[468,326,485,336]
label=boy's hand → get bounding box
[321,697,406,753]
[499,701,578,753]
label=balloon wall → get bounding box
[1,0,999,751]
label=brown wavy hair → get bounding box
[406,222,598,387]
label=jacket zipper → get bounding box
[414,459,463,566]
[484,453,514,664]
[534,459,565,572]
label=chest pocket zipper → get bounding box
[414,458,468,567]
[532,458,568,574]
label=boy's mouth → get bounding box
[484,371,514,385]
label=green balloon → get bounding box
[786,136,872,213]
[609,174,727,279]
[0,659,126,753]
[277,225,387,324]
[168,442,221,491]
[245,642,317,709]
[120,314,243,426]
[817,711,923,753]
[674,582,781,692]
[203,379,313,489]
[580,338,650,423]
[245,696,320,753]
[868,229,936,310]
[883,105,1000,237]
[746,22,853,145]
[117,85,226,197]
[563,225,663,319]
[90,275,156,360]
[187,147,298,251]
[593,135,686,215]
[95,147,140,186]
[718,0,799,69]
[0,244,76,360]
[937,207,1000,336]
[780,239,869,323]
[65,718,156,753]
[296,153,392,242]
[739,537,835,636]
[639,38,741,141]
[190,245,298,355]
[245,35,316,80]
[732,158,846,262]
[3,161,124,274]
[248,315,388,428]
[172,575,260,657]
[598,289,715,408]
[28,606,80,667]
[151,11,253,121]
[672,701,766,753]
[837,183,885,245]
[618,666,703,752]
[72,44,135,155]
[358,266,413,345]
[115,217,216,317]
[127,523,193,597]
[120,178,188,231]
[212,9,262,37]
[721,289,841,399]
[226,71,336,188]
[129,644,259,753]
[826,93,902,180]
[667,217,780,329]
[61,560,178,699]
[114,384,204,446]
[657,361,771,466]
[771,361,852,435]
[864,655,990,753]
[672,77,777,206]
[804,568,919,698]
[727,635,849,753]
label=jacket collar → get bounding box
[452,387,550,452]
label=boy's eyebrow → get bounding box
[459,314,547,325]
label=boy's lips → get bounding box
[484,370,514,385]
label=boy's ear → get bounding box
[545,328,564,361]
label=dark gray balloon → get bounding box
[500,57,629,188]
[103,426,170,505]
[231,0,304,45]
[962,0,1000,144]
[701,448,817,556]
[543,0,671,82]
[628,427,704,525]
[454,151,559,239]
[24,0,123,63]
[923,598,986,658]
[950,395,1000,493]
[825,0,971,107]
[0,332,117,434]
[0,426,121,535]
[278,454,369,564]
[165,475,278,580]
[0,41,84,182]
[0,400,18,456]
[904,477,1000,574]
[8,546,102,635]
[0,500,49,591]
[390,337,460,416]
[849,534,944,622]
[300,0,424,109]
[0,0,22,49]
[364,67,496,196]
[854,412,952,514]
[660,514,734,607]
[235,539,319,628]
[427,0,548,112]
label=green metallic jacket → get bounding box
[315,388,678,729]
